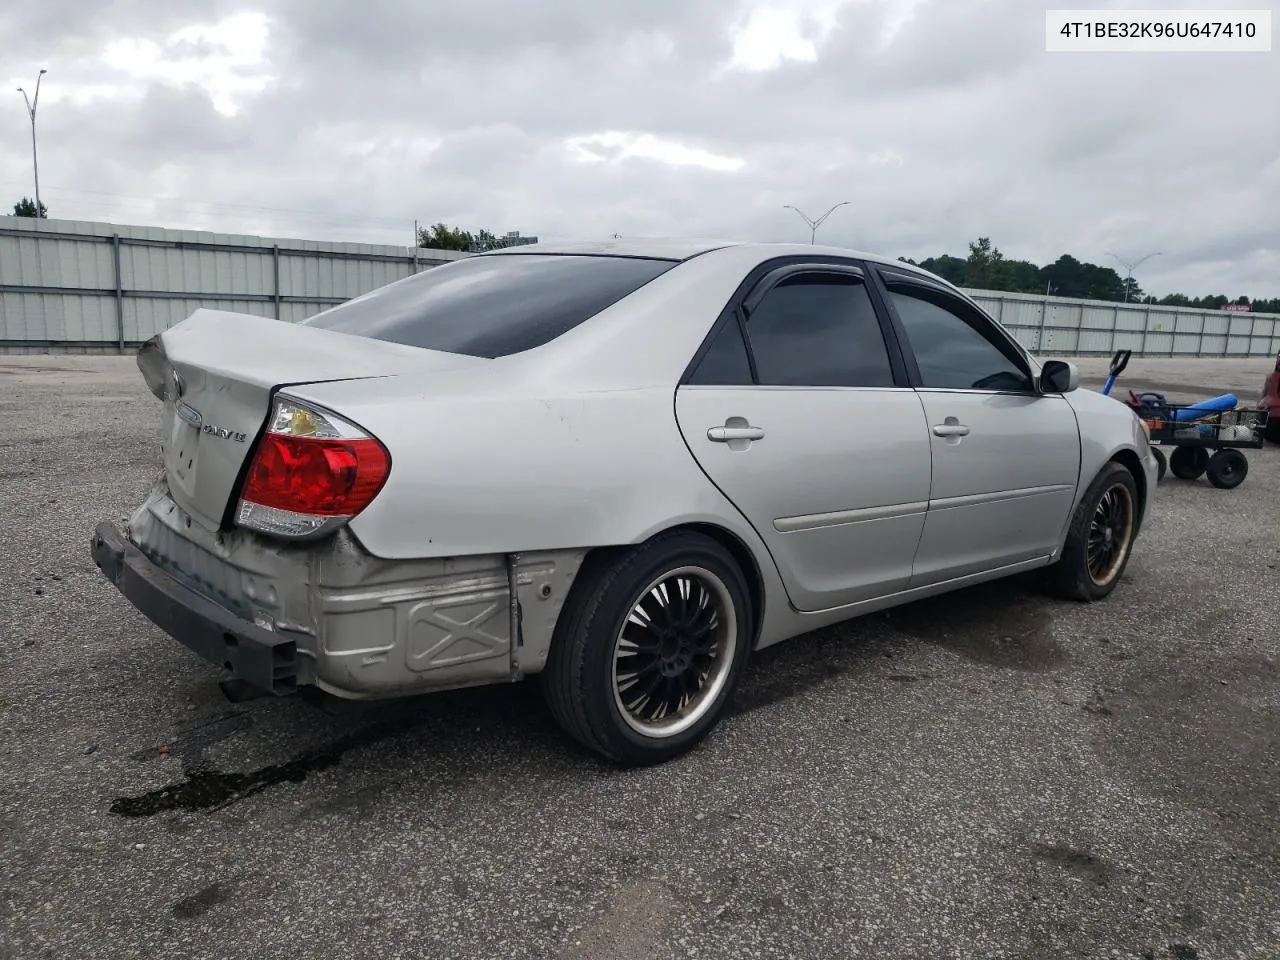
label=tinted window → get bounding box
[745,274,895,387]
[688,318,753,385]
[303,254,675,358]
[887,286,1032,391]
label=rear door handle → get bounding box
[708,426,765,442]
[932,421,970,437]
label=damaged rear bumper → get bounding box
[89,485,588,701]
[91,521,302,696]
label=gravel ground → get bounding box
[1,354,1277,960]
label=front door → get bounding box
[874,273,1082,586]
[675,264,933,612]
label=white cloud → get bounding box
[100,10,274,115]
[566,132,746,173]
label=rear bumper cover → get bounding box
[91,521,300,696]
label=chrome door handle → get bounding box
[708,426,765,442]
[932,423,970,437]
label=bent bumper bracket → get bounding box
[90,521,300,696]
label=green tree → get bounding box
[915,254,967,285]
[1041,255,1088,298]
[995,258,1043,294]
[1120,277,1145,302]
[417,222,474,251]
[901,239,1279,309]
[10,197,47,218]
[470,229,500,252]
[964,237,1004,289]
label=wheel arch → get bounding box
[1108,448,1148,532]
[578,522,767,647]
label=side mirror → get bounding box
[1109,349,1131,377]
[1040,359,1079,394]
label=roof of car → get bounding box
[481,238,737,260]
[481,237,942,279]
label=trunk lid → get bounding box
[144,309,487,532]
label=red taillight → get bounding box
[240,434,390,516]
[236,396,391,539]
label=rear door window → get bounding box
[303,254,676,358]
[744,273,896,387]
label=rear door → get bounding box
[871,269,1082,586]
[675,261,933,612]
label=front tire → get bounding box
[1045,462,1139,602]
[542,531,753,766]
[1265,417,1280,444]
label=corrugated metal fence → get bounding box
[0,217,466,352]
[968,289,1280,359]
[3,216,1278,357]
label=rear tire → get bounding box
[1266,417,1280,444]
[542,531,753,766]
[1045,462,1139,603]
[1169,445,1209,480]
[1206,449,1248,489]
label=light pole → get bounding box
[784,201,850,244]
[16,69,47,219]
[1106,250,1161,303]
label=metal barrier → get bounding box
[0,218,465,352]
[3,217,1277,356]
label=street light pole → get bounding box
[16,69,47,218]
[1106,250,1161,303]
[783,201,851,244]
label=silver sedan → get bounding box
[91,239,1160,765]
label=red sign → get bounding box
[1221,303,1251,311]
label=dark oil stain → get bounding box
[1030,842,1116,885]
[1169,945,1199,960]
[729,635,871,716]
[111,720,397,818]
[171,881,233,919]
[889,581,1065,672]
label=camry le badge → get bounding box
[202,423,247,443]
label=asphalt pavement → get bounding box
[1,354,1277,960]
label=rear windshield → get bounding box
[302,253,677,358]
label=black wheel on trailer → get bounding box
[1267,418,1280,444]
[1152,447,1167,482]
[1168,445,1209,480]
[1206,449,1248,490]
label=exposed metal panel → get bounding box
[1202,313,1230,335]
[999,298,1049,330]
[1200,335,1228,355]
[0,291,116,341]
[1077,328,1115,353]
[1114,309,1147,331]
[1080,305,1118,330]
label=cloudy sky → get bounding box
[2,0,1276,298]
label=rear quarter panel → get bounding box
[284,379,769,563]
